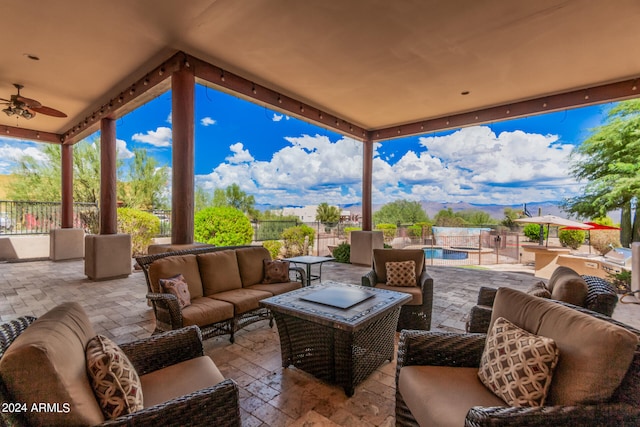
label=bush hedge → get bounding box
[281,224,315,257]
[332,242,351,263]
[117,207,160,256]
[559,229,586,249]
[194,206,254,246]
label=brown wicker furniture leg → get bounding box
[260,281,410,396]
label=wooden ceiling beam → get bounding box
[0,125,61,144]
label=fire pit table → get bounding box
[260,281,411,396]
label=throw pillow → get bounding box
[385,260,416,286]
[159,273,191,308]
[263,259,290,284]
[526,281,551,299]
[478,317,559,407]
[86,335,144,419]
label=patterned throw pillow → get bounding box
[159,273,191,308]
[385,260,416,286]
[86,335,144,419]
[263,260,290,284]
[526,281,552,299]
[478,317,559,407]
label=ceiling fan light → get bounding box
[2,107,14,117]
[22,110,34,119]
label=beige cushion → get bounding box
[209,289,272,314]
[385,260,416,286]
[181,297,235,327]
[86,335,144,419]
[373,249,424,283]
[547,266,588,306]
[0,302,105,426]
[490,287,638,405]
[140,356,225,408]
[236,246,271,286]
[247,281,302,295]
[478,317,559,407]
[374,283,423,305]
[198,250,243,295]
[159,273,192,308]
[148,254,203,298]
[399,365,505,427]
[263,260,290,284]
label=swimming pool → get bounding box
[424,247,469,260]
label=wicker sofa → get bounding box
[396,287,640,427]
[136,245,305,342]
[361,248,433,330]
[0,303,240,426]
[467,265,619,333]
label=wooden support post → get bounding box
[100,118,117,235]
[61,144,73,228]
[362,138,373,231]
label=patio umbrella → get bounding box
[514,215,593,247]
[561,222,620,253]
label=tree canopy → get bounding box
[564,99,640,244]
[316,202,340,224]
[373,199,429,225]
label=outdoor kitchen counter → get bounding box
[521,245,571,279]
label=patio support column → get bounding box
[61,144,73,228]
[362,138,373,231]
[100,118,117,235]
[171,66,195,245]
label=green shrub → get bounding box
[332,242,351,263]
[281,224,315,257]
[117,207,160,256]
[523,223,548,242]
[194,206,254,246]
[407,224,423,238]
[263,240,282,259]
[256,220,298,241]
[375,223,397,243]
[558,229,586,249]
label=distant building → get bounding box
[277,205,357,223]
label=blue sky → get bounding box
[0,83,613,208]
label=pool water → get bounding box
[424,248,469,260]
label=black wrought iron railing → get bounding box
[0,200,98,235]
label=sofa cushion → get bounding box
[263,260,290,284]
[547,266,588,306]
[399,365,505,427]
[373,249,424,284]
[582,275,618,316]
[140,356,225,408]
[478,317,559,407]
[198,250,243,295]
[159,273,192,309]
[181,297,235,327]
[490,287,638,406]
[148,254,203,298]
[385,260,416,286]
[210,289,272,314]
[0,302,105,426]
[236,246,271,287]
[374,283,422,306]
[247,281,302,296]
[526,281,551,299]
[86,335,144,419]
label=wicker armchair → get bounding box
[362,248,433,330]
[396,290,640,427]
[467,273,619,333]
[0,316,241,427]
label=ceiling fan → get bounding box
[0,83,67,120]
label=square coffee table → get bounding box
[260,281,411,396]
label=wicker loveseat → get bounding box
[361,248,433,330]
[467,266,619,333]
[396,287,640,427]
[0,303,240,426]
[136,245,305,342]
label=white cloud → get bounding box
[200,117,216,126]
[116,139,134,159]
[132,127,172,147]
[166,112,172,124]
[272,113,284,122]
[226,143,254,163]
[0,142,48,174]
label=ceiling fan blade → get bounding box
[16,95,42,108]
[0,97,11,103]
[30,105,67,118]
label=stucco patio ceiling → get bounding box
[2,0,640,144]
